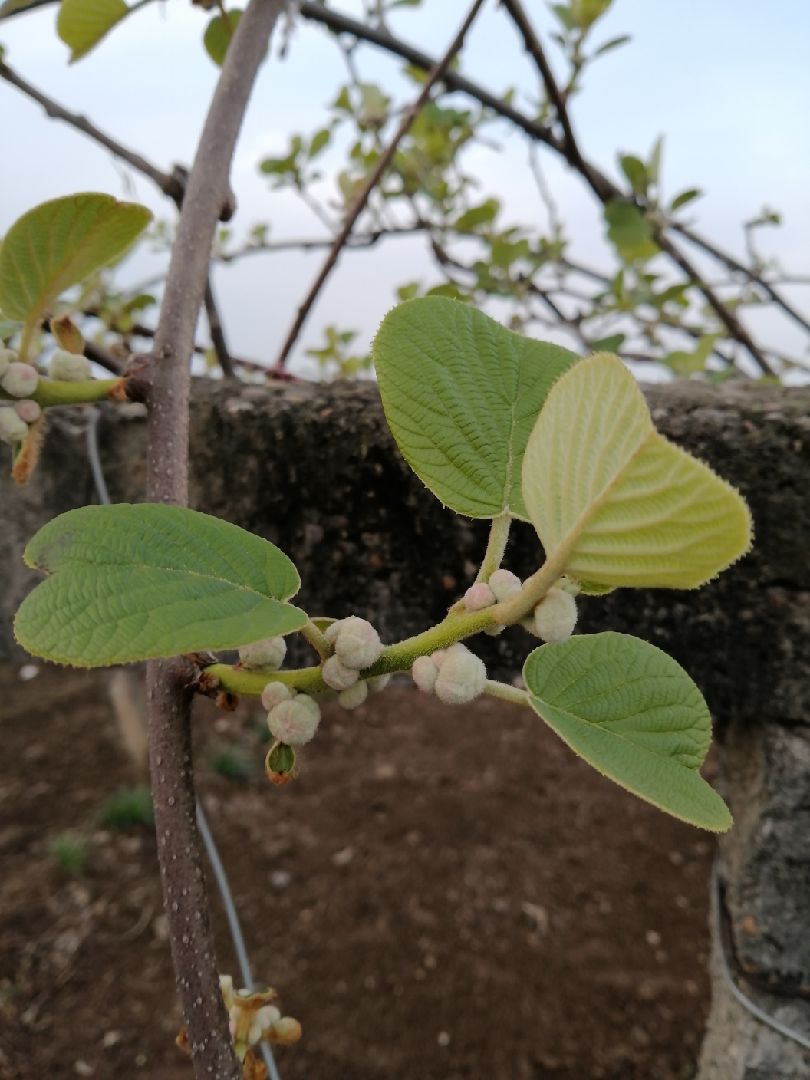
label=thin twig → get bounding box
[273,0,488,369]
[143,2,285,1077]
[204,277,235,378]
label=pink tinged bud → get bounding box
[14,399,41,423]
[412,655,439,693]
[324,620,341,644]
[338,680,368,710]
[0,407,29,444]
[239,635,287,670]
[334,616,383,669]
[463,582,496,611]
[533,587,578,643]
[368,673,391,694]
[322,654,359,691]
[1,362,38,399]
[489,568,522,602]
[49,349,91,382]
[431,649,447,667]
[267,695,321,745]
[434,643,487,705]
[261,681,293,711]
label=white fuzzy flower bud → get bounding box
[338,680,368,710]
[322,653,359,691]
[333,616,383,669]
[239,635,287,670]
[433,643,487,705]
[533,587,578,643]
[0,346,15,380]
[256,1005,281,1031]
[49,349,91,382]
[261,681,293,711]
[0,407,28,444]
[368,673,391,694]
[267,695,321,745]
[1,361,38,399]
[489,568,522,602]
[463,581,496,612]
[14,399,41,423]
[412,655,439,693]
[324,621,341,644]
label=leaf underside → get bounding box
[15,504,307,667]
[522,353,752,588]
[373,296,578,520]
[524,632,731,831]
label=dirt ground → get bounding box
[0,662,715,1080]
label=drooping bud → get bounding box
[434,643,487,705]
[261,681,293,711]
[489,568,522,602]
[533,586,578,643]
[338,680,368,710]
[368,673,391,694]
[0,407,29,445]
[333,616,383,669]
[265,741,296,785]
[49,350,91,382]
[463,581,496,612]
[14,399,41,424]
[1,361,38,398]
[322,653,359,691]
[239,635,287,671]
[412,654,439,693]
[269,1016,302,1045]
[267,695,321,746]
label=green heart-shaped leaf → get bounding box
[57,0,131,62]
[522,353,752,588]
[373,296,578,519]
[524,632,731,831]
[203,8,243,66]
[15,504,307,667]
[0,194,151,339]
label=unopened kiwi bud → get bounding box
[239,635,287,671]
[322,653,359,691]
[368,673,391,694]
[269,1016,302,1045]
[265,741,296,785]
[14,399,41,424]
[338,680,368,710]
[434,643,487,705]
[261,681,293,711]
[463,581,496,612]
[1,361,38,398]
[533,586,578,643]
[267,695,321,745]
[412,655,439,693]
[49,350,91,382]
[489,568,522,602]
[333,616,383,669]
[0,406,29,444]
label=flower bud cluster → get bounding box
[219,975,301,1060]
[462,568,523,636]
[49,348,92,382]
[412,642,487,705]
[1,348,41,446]
[261,681,321,746]
[321,617,385,709]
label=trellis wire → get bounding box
[85,406,281,1080]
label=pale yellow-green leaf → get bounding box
[522,353,752,588]
[57,0,130,62]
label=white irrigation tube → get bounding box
[85,406,282,1080]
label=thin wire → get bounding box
[711,859,810,1054]
[84,405,281,1080]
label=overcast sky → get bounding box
[1,0,808,376]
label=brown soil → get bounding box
[0,663,714,1080]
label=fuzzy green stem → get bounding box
[483,679,530,706]
[300,619,332,660]
[1,377,124,408]
[475,513,512,582]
